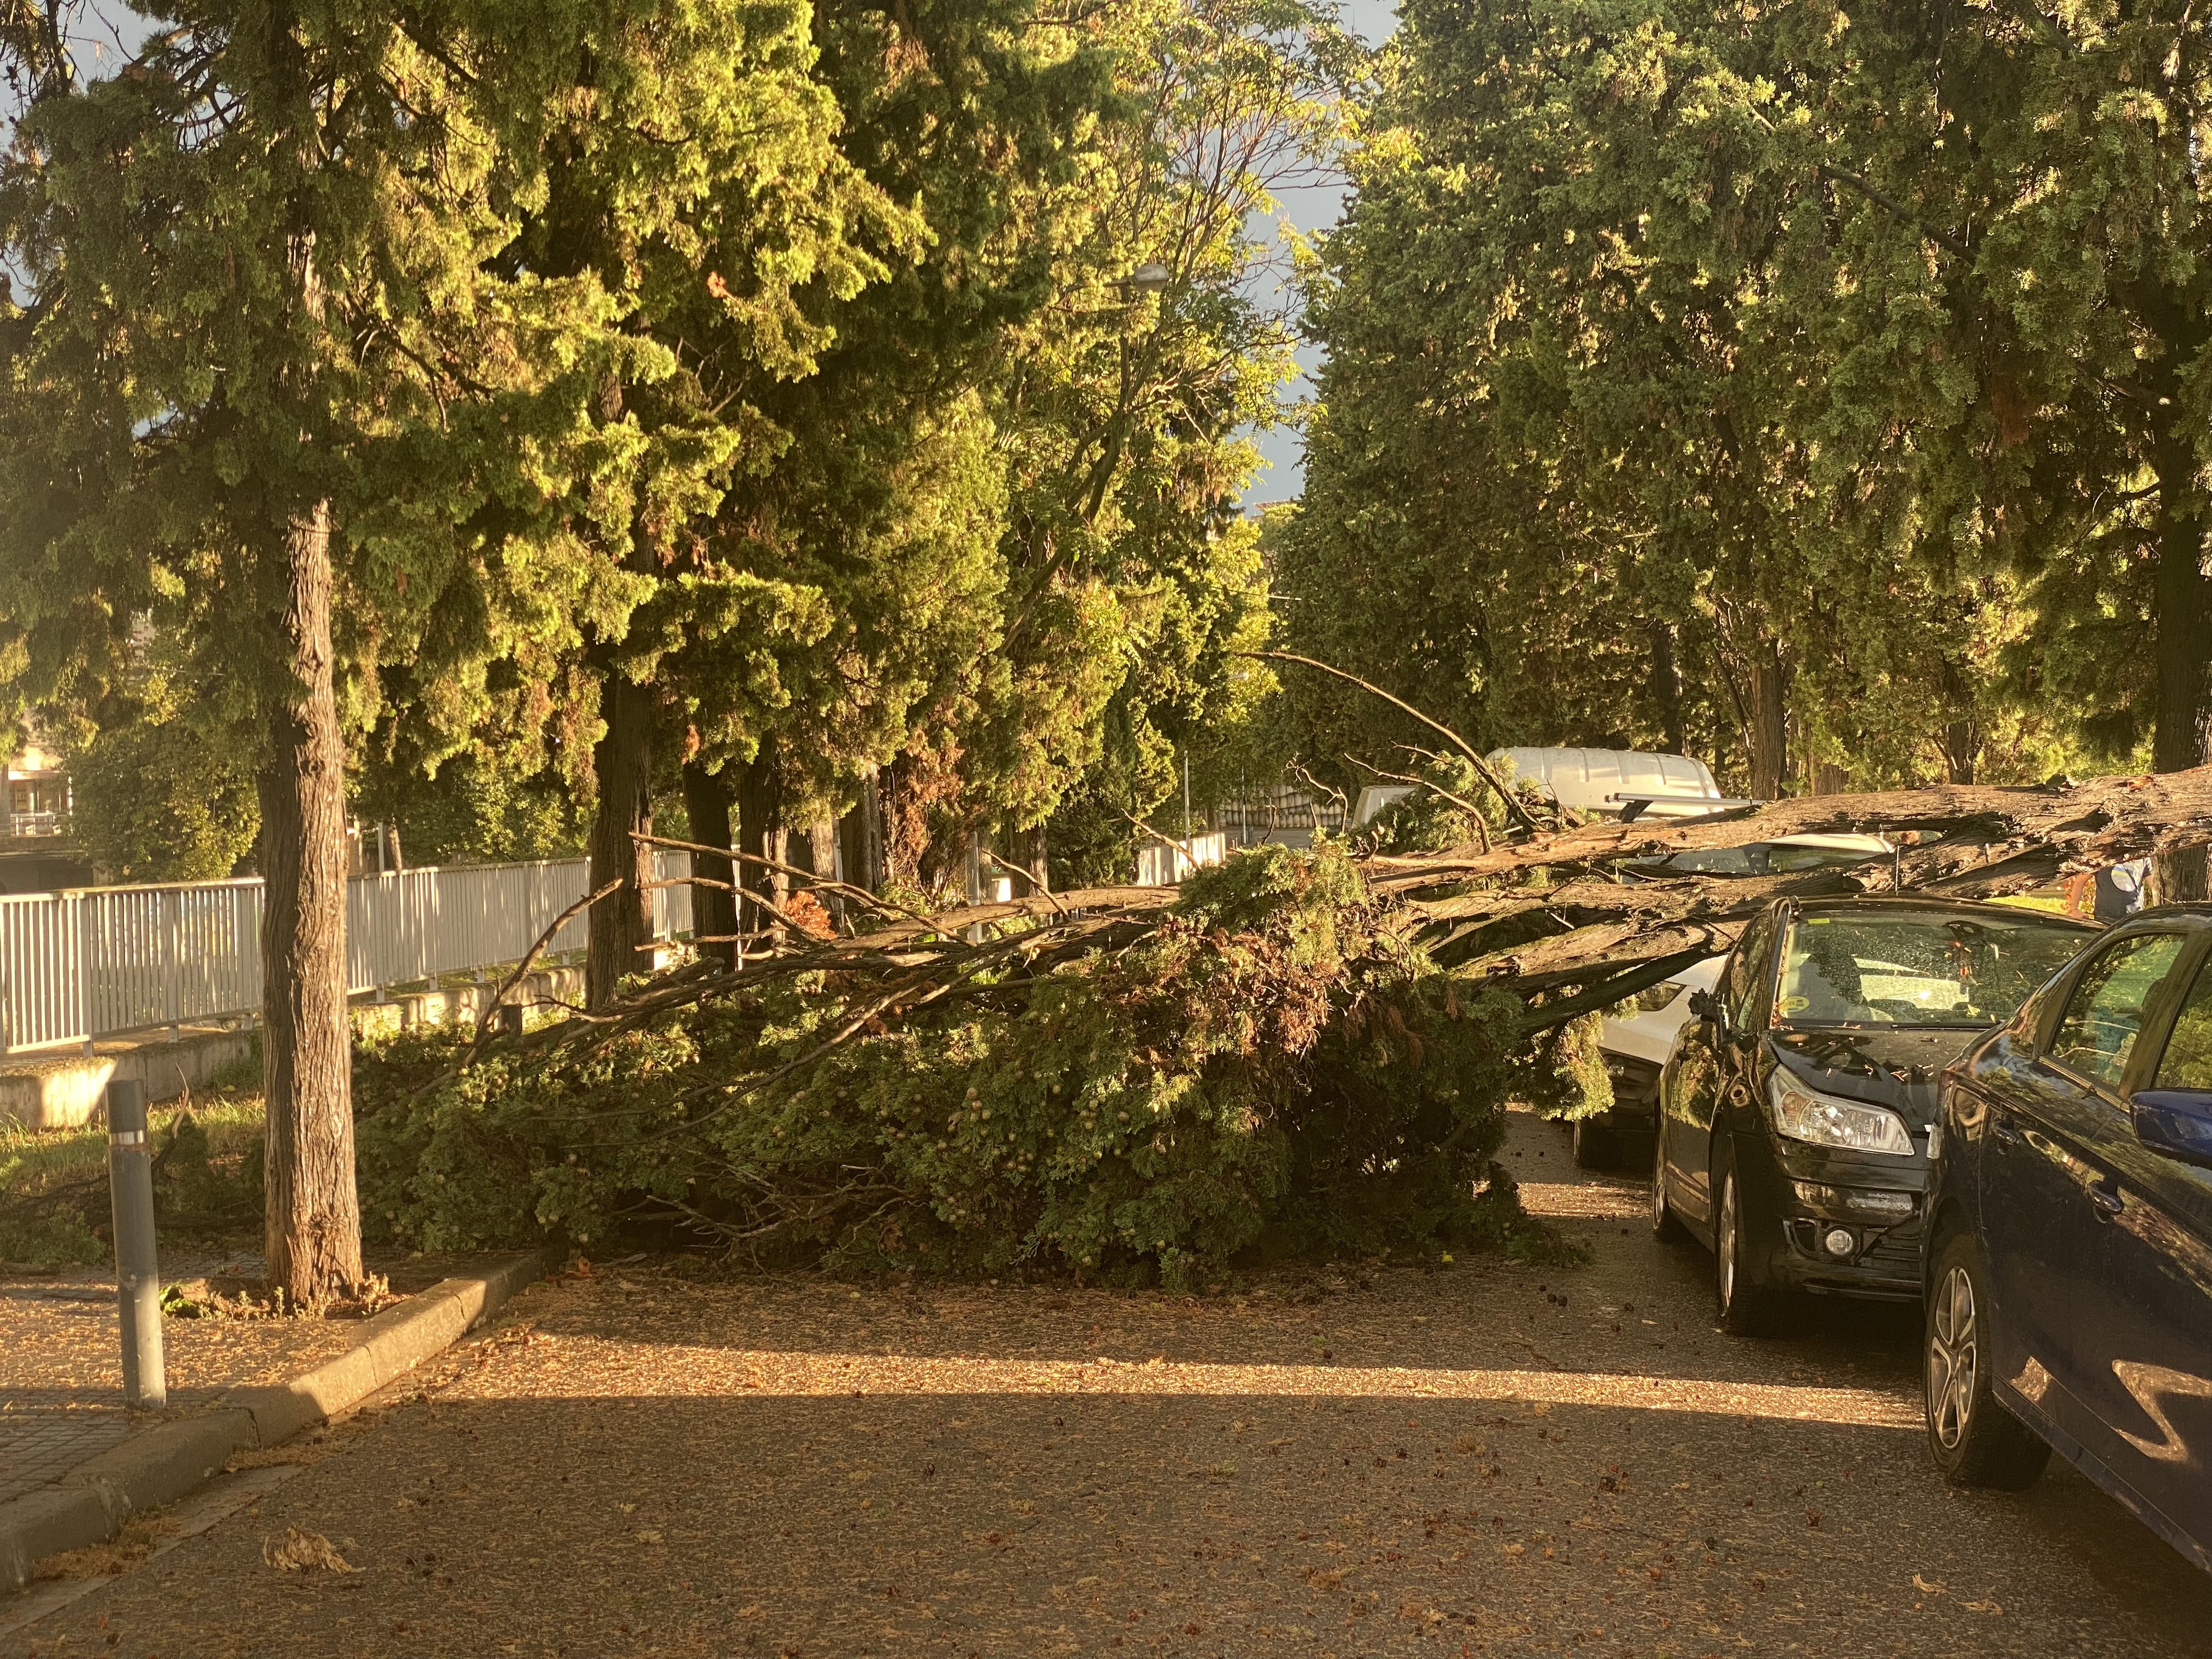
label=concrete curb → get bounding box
[0,1249,549,1594]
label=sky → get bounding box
[1243,0,1401,512]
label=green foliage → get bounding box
[356,844,1555,1282]
[1523,1012,1613,1126]
[70,693,259,884]
[1359,753,1514,856]
[1277,0,2163,801]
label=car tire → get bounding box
[1713,1160,1791,1336]
[1925,1229,2052,1492]
[1572,1118,1613,1170]
[1650,1126,1688,1244]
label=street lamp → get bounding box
[1120,262,1171,296]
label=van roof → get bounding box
[1488,747,1721,814]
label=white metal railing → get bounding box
[0,852,693,1055]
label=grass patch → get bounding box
[0,1090,265,1267]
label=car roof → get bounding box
[1787,895,2098,929]
[2104,904,2212,929]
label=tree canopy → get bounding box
[1278,0,2206,809]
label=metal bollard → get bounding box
[106,1079,167,1410]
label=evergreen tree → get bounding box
[0,0,880,1294]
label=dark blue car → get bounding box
[1928,907,2212,1575]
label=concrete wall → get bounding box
[0,965,585,1131]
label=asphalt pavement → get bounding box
[7,1108,2209,1657]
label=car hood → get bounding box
[1767,1025,1984,1116]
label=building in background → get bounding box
[1,735,70,837]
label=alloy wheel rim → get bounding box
[1928,1263,1978,1451]
[1717,1175,1737,1307]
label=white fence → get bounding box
[1135,831,1228,888]
[0,853,692,1055]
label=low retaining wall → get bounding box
[0,966,584,1130]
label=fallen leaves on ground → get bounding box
[264,1526,354,1572]
[32,1514,180,1580]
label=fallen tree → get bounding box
[353,716,2211,1281]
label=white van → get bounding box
[1489,746,1732,820]
[1352,747,1728,830]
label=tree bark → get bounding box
[1937,721,1977,786]
[1936,659,1978,785]
[1746,642,1788,800]
[585,673,656,1008]
[680,760,737,969]
[2152,428,2212,900]
[735,744,787,943]
[837,771,885,895]
[1002,821,1051,893]
[258,496,360,1306]
[1645,623,1685,755]
[802,820,837,883]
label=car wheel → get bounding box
[1572,1118,1613,1170]
[1925,1230,2052,1491]
[1713,1163,1790,1336]
[1650,1125,1687,1243]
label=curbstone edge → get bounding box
[59,1409,258,1520]
[0,1488,112,1596]
[0,1248,548,1595]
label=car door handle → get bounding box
[2089,1180,2125,1221]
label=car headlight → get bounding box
[1767,1074,1915,1156]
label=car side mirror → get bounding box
[2130,1090,2212,1172]
[1688,989,1722,1025]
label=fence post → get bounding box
[77,891,94,1056]
[106,1077,166,1410]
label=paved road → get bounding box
[9,1110,2210,1657]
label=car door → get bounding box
[2087,946,2212,1561]
[1664,907,1777,1232]
[1989,930,2193,1459]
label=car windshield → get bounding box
[1775,909,2088,1029]
[1642,842,1884,878]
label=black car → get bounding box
[1926,906,2212,1575]
[1651,896,2096,1334]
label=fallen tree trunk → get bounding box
[568,765,2199,1043]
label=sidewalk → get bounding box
[0,1254,475,1508]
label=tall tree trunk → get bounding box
[1002,822,1050,893]
[1746,643,1788,800]
[837,771,885,896]
[585,673,656,1008]
[680,761,737,970]
[2153,430,2212,901]
[735,744,786,944]
[1938,721,1978,786]
[258,498,360,1306]
[802,821,837,884]
[1936,659,1978,786]
[1645,623,1686,755]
